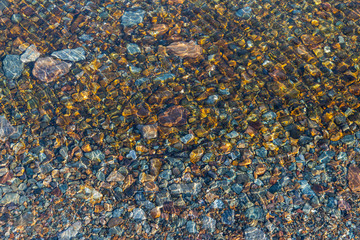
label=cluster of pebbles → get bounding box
[0,0,359,239]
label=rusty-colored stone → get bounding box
[32,57,72,82]
[166,41,202,58]
[158,105,189,127]
[348,164,360,193]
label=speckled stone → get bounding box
[3,54,24,79]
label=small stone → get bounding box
[20,44,40,63]
[245,206,265,221]
[107,217,122,228]
[211,199,224,209]
[126,150,137,160]
[166,41,202,58]
[221,209,235,225]
[154,73,175,82]
[205,95,220,105]
[186,221,197,233]
[150,207,161,219]
[131,208,146,220]
[51,47,86,62]
[158,105,189,127]
[0,192,20,205]
[180,134,194,144]
[135,77,149,86]
[85,150,105,161]
[33,57,72,82]
[127,43,141,55]
[11,14,22,24]
[121,9,146,27]
[106,170,125,182]
[0,115,16,141]
[138,124,158,139]
[58,221,82,240]
[236,7,252,19]
[244,227,268,240]
[226,131,239,139]
[348,164,360,193]
[202,216,216,232]
[3,55,24,80]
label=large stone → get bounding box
[20,44,40,63]
[137,124,158,139]
[33,57,72,82]
[244,227,268,240]
[348,164,360,193]
[51,47,86,62]
[3,54,24,79]
[121,9,146,27]
[0,115,16,141]
[166,41,202,58]
[158,105,189,127]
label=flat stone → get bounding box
[168,182,202,195]
[0,115,16,141]
[186,221,197,233]
[137,124,158,139]
[58,221,82,240]
[106,170,125,182]
[244,227,268,240]
[166,41,202,58]
[20,44,40,63]
[85,150,105,162]
[127,43,141,55]
[121,9,146,27]
[0,192,20,205]
[51,47,86,62]
[131,208,146,220]
[158,105,189,127]
[33,57,72,83]
[202,216,216,232]
[0,0,9,11]
[3,54,24,79]
[154,73,175,82]
[222,209,235,225]
[348,164,360,193]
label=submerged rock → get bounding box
[20,44,41,63]
[3,54,24,79]
[0,115,16,141]
[51,47,86,62]
[121,9,146,27]
[166,41,202,58]
[32,57,72,82]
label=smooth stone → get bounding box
[84,150,105,161]
[58,221,82,240]
[0,0,8,11]
[0,115,16,141]
[126,150,137,160]
[131,208,146,220]
[236,7,252,19]
[222,209,235,225]
[205,95,219,105]
[168,182,202,195]
[154,73,175,82]
[245,206,264,221]
[186,221,197,233]
[127,43,141,55]
[11,14,22,24]
[3,55,24,79]
[137,124,158,139]
[180,134,194,144]
[244,227,268,240]
[129,65,142,74]
[32,57,72,82]
[135,77,149,86]
[121,9,146,27]
[0,192,20,205]
[226,131,239,139]
[211,199,224,209]
[202,216,216,232]
[166,41,202,58]
[51,47,86,62]
[20,45,40,63]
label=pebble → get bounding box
[0,192,20,205]
[236,7,252,19]
[221,209,235,225]
[244,227,268,240]
[32,57,72,82]
[58,221,82,240]
[245,206,265,221]
[20,44,40,63]
[2,54,24,80]
[166,41,203,58]
[137,124,158,139]
[131,208,146,220]
[211,199,224,209]
[126,150,137,160]
[85,150,105,161]
[348,164,360,193]
[0,115,16,141]
[186,221,197,233]
[180,134,194,144]
[121,9,146,27]
[154,73,175,82]
[202,216,216,232]
[51,47,86,62]
[127,43,141,55]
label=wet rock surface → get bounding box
[32,57,72,82]
[0,0,360,239]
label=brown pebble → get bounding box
[348,164,360,193]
